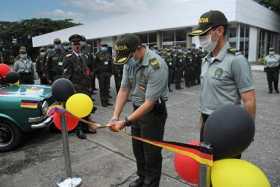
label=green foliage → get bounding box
[0,18,80,63]
[257,0,280,14]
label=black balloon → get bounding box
[5,72,20,84]
[51,78,75,102]
[203,105,255,160]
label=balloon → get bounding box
[203,105,255,159]
[66,93,93,118]
[0,63,11,78]
[51,78,75,102]
[174,140,200,185]
[5,72,20,84]
[52,110,79,132]
[211,159,271,187]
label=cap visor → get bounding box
[189,27,212,37]
[114,56,129,65]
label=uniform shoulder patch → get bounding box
[65,53,73,58]
[227,48,241,56]
[149,58,160,70]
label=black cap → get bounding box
[69,34,83,43]
[54,38,61,44]
[114,33,141,64]
[189,10,228,37]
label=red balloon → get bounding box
[174,140,200,185]
[52,111,79,131]
[0,64,11,78]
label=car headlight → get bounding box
[41,101,49,115]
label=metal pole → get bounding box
[198,143,212,187]
[60,111,72,178]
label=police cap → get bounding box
[114,33,141,64]
[189,10,228,37]
[54,38,61,44]
[69,34,83,43]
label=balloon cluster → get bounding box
[51,78,94,128]
[174,105,270,187]
[0,64,20,84]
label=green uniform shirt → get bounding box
[200,42,254,115]
[264,54,280,68]
[121,48,168,106]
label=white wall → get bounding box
[248,26,258,63]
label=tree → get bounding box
[256,0,280,14]
[0,18,80,63]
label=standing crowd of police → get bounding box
[158,46,206,91]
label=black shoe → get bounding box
[142,178,160,187]
[76,129,87,139]
[269,90,273,94]
[129,177,144,187]
[275,90,279,94]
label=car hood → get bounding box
[0,84,52,101]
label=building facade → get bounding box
[33,0,280,63]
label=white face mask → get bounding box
[199,34,217,52]
[20,54,27,59]
[269,51,275,55]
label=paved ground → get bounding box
[0,71,279,187]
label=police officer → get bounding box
[35,47,49,84]
[46,38,65,84]
[164,50,174,92]
[112,61,124,94]
[173,50,183,89]
[107,34,168,187]
[264,48,280,93]
[189,10,256,158]
[14,46,34,84]
[95,46,113,107]
[184,48,193,87]
[63,34,96,139]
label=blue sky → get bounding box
[0,0,187,24]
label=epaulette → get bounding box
[149,58,160,70]
[228,48,241,56]
[65,53,73,58]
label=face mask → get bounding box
[54,45,61,50]
[199,33,218,52]
[40,52,46,56]
[20,54,27,59]
[269,51,275,55]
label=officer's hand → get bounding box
[109,120,125,132]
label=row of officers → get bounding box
[13,36,206,105]
[13,36,280,100]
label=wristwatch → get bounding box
[124,116,132,127]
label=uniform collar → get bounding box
[206,42,230,64]
[140,48,150,67]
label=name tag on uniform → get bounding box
[104,61,108,65]
[58,62,63,66]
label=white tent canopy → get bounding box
[32,0,280,47]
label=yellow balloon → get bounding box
[211,159,271,187]
[66,93,93,118]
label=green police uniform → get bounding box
[200,42,254,115]
[264,51,280,93]
[116,33,168,187]
[189,10,255,147]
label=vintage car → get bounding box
[0,83,54,152]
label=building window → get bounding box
[162,30,174,44]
